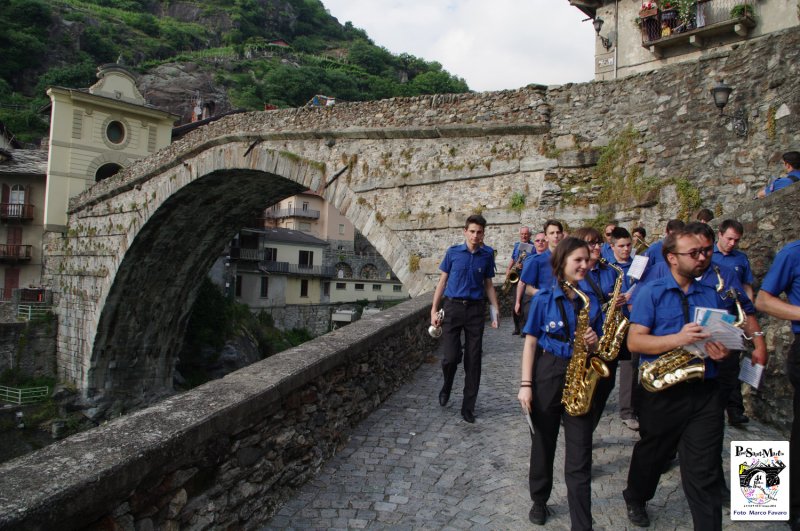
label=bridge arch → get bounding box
[48,140,422,407]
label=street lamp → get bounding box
[710,80,748,137]
[593,17,613,51]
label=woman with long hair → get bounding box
[518,237,604,530]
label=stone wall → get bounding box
[0,295,436,530]
[0,320,57,378]
[267,302,335,336]
[737,184,800,434]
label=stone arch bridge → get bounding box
[45,28,800,405]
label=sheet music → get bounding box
[518,242,534,255]
[739,358,765,389]
[627,255,649,280]
[523,409,535,434]
[687,307,745,357]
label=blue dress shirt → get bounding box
[440,243,495,300]
[759,240,800,333]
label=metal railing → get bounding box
[640,0,757,44]
[0,203,34,220]
[0,385,49,405]
[263,207,321,220]
[259,261,334,277]
[0,244,32,260]
[17,304,51,321]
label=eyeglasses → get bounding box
[671,246,714,259]
[605,232,613,237]
[586,240,602,247]
[533,239,546,243]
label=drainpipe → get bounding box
[614,0,619,80]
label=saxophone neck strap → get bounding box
[677,290,690,324]
[555,293,579,347]
[585,272,607,304]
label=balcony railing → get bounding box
[640,0,757,51]
[0,244,32,261]
[0,203,34,221]
[263,207,321,220]
[259,260,334,277]
[230,247,263,261]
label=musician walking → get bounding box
[623,228,730,529]
[755,240,800,531]
[431,214,499,424]
[507,226,532,335]
[518,237,602,529]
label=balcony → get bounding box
[0,244,32,262]
[0,203,34,222]
[640,0,757,57]
[259,260,334,277]
[229,247,262,261]
[264,207,320,220]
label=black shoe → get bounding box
[461,409,475,423]
[512,329,520,335]
[528,501,550,525]
[438,387,450,406]
[626,501,650,527]
[728,411,750,426]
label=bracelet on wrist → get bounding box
[519,383,532,388]
[752,331,764,337]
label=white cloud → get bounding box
[322,0,596,92]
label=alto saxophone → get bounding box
[560,280,612,416]
[502,250,527,294]
[596,259,630,362]
[714,265,746,328]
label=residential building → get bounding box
[569,0,797,81]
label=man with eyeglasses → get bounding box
[507,226,532,335]
[532,232,547,255]
[756,240,800,531]
[623,226,731,530]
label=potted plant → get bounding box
[676,0,697,30]
[661,0,678,20]
[730,3,755,19]
[639,1,658,18]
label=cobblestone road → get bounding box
[261,320,788,530]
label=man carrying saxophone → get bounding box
[623,228,730,530]
[506,226,532,335]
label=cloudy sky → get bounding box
[322,0,597,92]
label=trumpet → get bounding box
[428,308,445,338]
[634,234,653,248]
[502,250,527,294]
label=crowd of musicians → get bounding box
[429,191,800,530]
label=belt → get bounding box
[446,297,484,305]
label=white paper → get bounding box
[523,410,535,434]
[518,242,534,255]
[627,255,649,280]
[687,307,745,357]
[739,359,765,389]
[490,305,499,323]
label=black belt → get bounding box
[446,297,484,305]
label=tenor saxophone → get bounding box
[560,280,612,416]
[502,250,527,294]
[640,348,705,392]
[596,259,630,362]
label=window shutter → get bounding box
[1,184,9,204]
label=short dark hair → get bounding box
[572,227,602,242]
[610,227,631,243]
[465,214,487,229]
[662,229,691,262]
[550,237,589,282]
[718,219,744,236]
[632,226,647,238]
[665,219,686,234]
[543,219,563,233]
[695,208,714,223]
[685,221,715,243]
[783,151,800,170]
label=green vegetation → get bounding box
[730,4,755,18]
[0,0,469,143]
[177,277,313,389]
[508,192,526,213]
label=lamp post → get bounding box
[593,17,613,51]
[710,80,748,137]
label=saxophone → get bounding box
[596,259,630,362]
[714,265,746,328]
[560,280,612,416]
[502,250,527,294]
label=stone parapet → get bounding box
[0,295,436,530]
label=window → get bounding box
[95,163,122,182]
[336,282,346,290]
[338,224,345,235]
[372,284,382,292]
[300,279,309,297]
[106,121,125,144]
[235,275,242,297]
[264,247,277,262]
[302,201,309,211]
[393,285,402,292]
[9,185,24,205]
[260,276,269,298]
[323,282,330,297]
[355,283,364,291]
[299,250,313,269]
[298,222,311,232]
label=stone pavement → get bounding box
[261,320,788,530]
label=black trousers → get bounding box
[514,294,531,335]
[529,350,593,531]
[717,350,745,416]
[787,335,800,521]
[591,358,617,430]
[441,298,486,413]
[623,379,723,531]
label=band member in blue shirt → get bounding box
[757,151,800,198]
[643,219,685,267]
[601,223,616,261]
[431,214,499,424]
[623,228,730,530]
[713,219,755,301]
[507,226,532,335]
[517,237,603,530]
[515,220,564,333]
[756,240,800,530]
